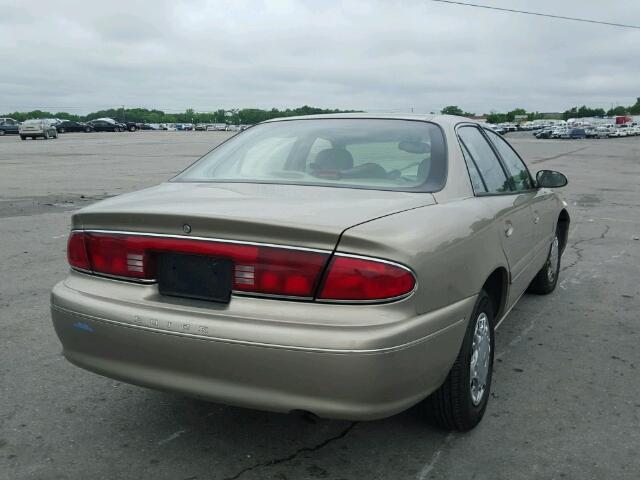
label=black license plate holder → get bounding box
[157,253,233,303]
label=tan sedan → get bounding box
[51,114,569,431]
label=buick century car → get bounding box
[51,114,569,431]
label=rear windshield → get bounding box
[173,119,447,191]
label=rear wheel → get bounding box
[85,127,91,132]
[423,290,494,431]
[0,130,5,136]
[527,232,560,294]
[20,135,26,140]
[58,128,65,134]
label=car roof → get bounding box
[262,113,479,128]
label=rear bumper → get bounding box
[51,276,474,420]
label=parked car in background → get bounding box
[561,128,586,139]
[195,123,208,131]
[596,126,613,138]
[51,114,570,432]
[56,121,94,133]
[609,128,626,138]
[110,119,140,132]
[87,118,126,132]
[584,128,598,138]
[486,124,506,135]
[534,129,553,139]
[19,119,58,140]
[0,118,20,135]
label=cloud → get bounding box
[0,0,638,114]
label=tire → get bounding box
[527,232,561,294]
[20,135,26,140]
[129,125,136,132]
[423,290,495,431]
[53,130,58,139]
[85,127,91,132]
[58,128,65,134]
[43,131,50,139]
[0,130,5,136]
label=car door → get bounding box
[457,125,536,306]
[483,130,553,272]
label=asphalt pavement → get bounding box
[1,130,639,480]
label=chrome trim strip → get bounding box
[232,290,314,301]
[334,252,416,274]
[51,303,464,354]
[71,267,157,284]
[77,229,332,254]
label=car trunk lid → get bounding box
[74,182,436,250]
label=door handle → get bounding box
[505,222,514,237]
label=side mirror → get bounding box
[536,170,568,188]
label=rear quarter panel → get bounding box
[336,198,508,316]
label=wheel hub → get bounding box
[470,312,491,406]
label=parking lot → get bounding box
[1,130,639,479]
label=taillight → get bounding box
[67,231,90,271]
[67,231,328,298]
[318,255,416,301]
[66,231,416,302]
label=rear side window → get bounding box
[460,142,486,193]
[457,126,509,193]
[485,130,533,191]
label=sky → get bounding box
[1,0,639,115]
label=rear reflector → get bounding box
[318,255,416,301]
[68,231,328,298]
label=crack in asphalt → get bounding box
[560,224,610,272]
[531,146,589,164]
[221,422,358,480]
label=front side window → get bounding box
[485,130,532,191]
[174,119,447,191]
[457,126,509,193]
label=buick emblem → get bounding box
[182,224,192,234]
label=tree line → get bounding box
[441,99,640,123]
[0,105,359,125]
[4,100,639,125]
